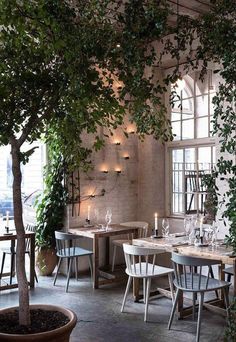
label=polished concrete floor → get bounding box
[0,273,227,342]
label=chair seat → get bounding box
[126,262,174,279]
[223,266,234,275]
[174,273,230,292]
[113,239,131,247]
[57,247,93,258]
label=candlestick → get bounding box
[154,213,158,235]
[6,211,9,228]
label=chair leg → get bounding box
[227,274,231,282]
[88,255,93,280]
[121,276,132,313]
[168,288,181,330]
[112,246,117,272]
[192,293,197,321]
[222,286,230,318]
[27,253,38,283]
[196,292,204,342]
[144,277,151,322]
[143,278,146,304]
[0,253,6,281]
[53,257,62,286]
[74,257,78,281]
[168,273,175,303]
[10,253,15,285]
[66,258,73,293]
[209,266,218,298]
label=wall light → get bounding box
[102,170,109,174]
[115,141,121,145]
[124,155,130,160]
[116,170,122,174]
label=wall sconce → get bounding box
[115,141,121,145]
[102,170,109,174]
[115,169,122,174]
[124,156,130,160]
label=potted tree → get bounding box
[0,0,174,339]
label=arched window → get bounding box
[166,70,216,216]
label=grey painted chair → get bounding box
[168,252,231,342]
[121,243,174,322]
[54,231,93,292]
[112,222,149,272]
[0,224,38,284]
[223,266,234,282]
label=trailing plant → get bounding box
[35,135,68,249]
[201,170,218,223]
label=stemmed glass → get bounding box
[105,208,112,231]
[184,217,191,241]
[211,221,219,248]
[162,218,169,239]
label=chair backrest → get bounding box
[25,224,36,252]
[120,221,149,238]
[185,170,207,193]
[123,243,165,277]
[55,231,78,257]
[171,252,222,290]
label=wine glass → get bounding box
[105,208,112,231]
[211,221,219,248]
[184,217,191,241]
[162,218,169,238]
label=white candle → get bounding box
[200,217,203,237]
[154,213,158,233]
[87,206,91,221]
[6,211,9,228]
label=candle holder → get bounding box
[151,228,162,239]
[86,218,90,225]
[5,226,9,234]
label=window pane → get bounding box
[171,112,181,122]
[182,119,194,140]
[209,116,214,136]
[196,95,208,117]
[172,121,181,140]
[185,148,195,168]
[198,146,212,170]
[172,149,183,163]
[196,117,209,138]
[182,98,194,119]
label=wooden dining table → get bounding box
[0,230,35,291]
[69,224,139,289]
[133,235,236,318]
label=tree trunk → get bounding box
[11,142,30,326]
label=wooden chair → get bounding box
[111,221,149,272]
[121,243,174,322]
[0,224,38,284]
[223,266,234,282]
[168,252,231,342]
[53,231,93,292]
[185,170,207,215]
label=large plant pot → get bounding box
[0,304,77,342]
[36,248,58,276]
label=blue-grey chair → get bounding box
[168,252,231,342]
[54,231,93,292]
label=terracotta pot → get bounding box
[0,304,77,342]
[36,248,58,276]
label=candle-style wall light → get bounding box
[115,141,121,145]
[123,155,130,160]
[102,170,109,173]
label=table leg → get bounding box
[93,237,99,289]
[29,234,35,288]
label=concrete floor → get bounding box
[0,274,227,342]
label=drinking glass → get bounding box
[184,217,191,241]
[105,208,112,231]
[211,221,219,248]
[162,218,169,238]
